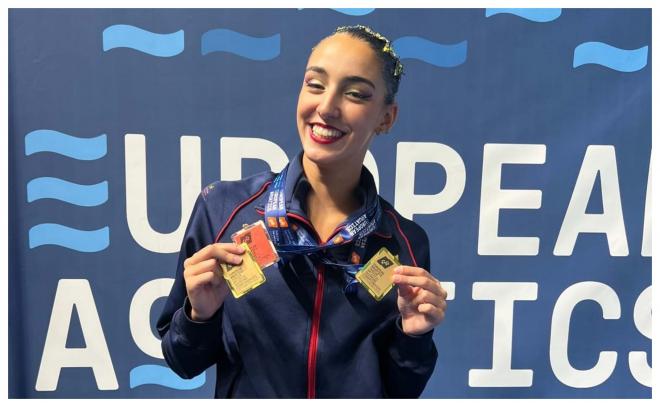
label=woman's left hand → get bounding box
[393,266,447,336]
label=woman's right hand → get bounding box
[183,243,245,321]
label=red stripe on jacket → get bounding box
[385,209,418,267]
[214,181,272,243]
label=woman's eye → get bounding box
[305,80,324,90]
[346,91,371,100]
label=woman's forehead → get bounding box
[306,34,383,78]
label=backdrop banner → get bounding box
[8,8,651,398]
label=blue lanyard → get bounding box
[264,164,382,292]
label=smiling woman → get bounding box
[157,25,448,399]
[298,28,399,173]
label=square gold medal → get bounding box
[355,247,401,301]
[221,243,266,299]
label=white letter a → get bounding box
[35,279,118,391]
[554,145,628,256]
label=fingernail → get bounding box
[233,255,242,263]
[236,244,245,253]
[393,275,401,283]
[394,266,402,274]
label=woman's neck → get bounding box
[301,154,362,217]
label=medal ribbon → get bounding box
[264,163,381,292]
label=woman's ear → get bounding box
[379,103,399,133]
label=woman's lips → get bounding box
[309,124,346,145]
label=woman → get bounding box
[157,25,448,398]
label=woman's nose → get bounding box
[316,92,341,119]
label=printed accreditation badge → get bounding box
[356,247,401,301]
[231,220,279,268]
[221,242,266,299]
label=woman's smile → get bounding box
[309,123,347,144]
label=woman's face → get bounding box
[296,33,397,169]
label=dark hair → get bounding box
[325,25,404,105]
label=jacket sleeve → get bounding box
[380,223,438,398]
[156,191,225,379]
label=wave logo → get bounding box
[129,365,205,390]
[103,25,184,57]
[298,8,375,16]
[573,42,648,72]
[485,8,562,22]
[393,37,468,68]
[25,130,109,252]
[329,8,375,16]
[201,29,280,60]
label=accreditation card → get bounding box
[231,220,279,269]
[355,247,401,301]
[221,242,266,299]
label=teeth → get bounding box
[312,125,344,138]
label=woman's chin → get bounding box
[301,145,346,168]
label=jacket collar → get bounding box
[256,151,392,238]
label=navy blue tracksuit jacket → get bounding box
[157,153,438,398]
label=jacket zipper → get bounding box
[254,209,351,397]
[307,263,324,398]
[285,212,326,399]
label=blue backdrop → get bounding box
[8,8,651,398]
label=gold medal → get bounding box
[221,243,266,299]
[356,247,401,301]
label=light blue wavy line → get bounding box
[201,29,280,60]
[573,42,648,72]
[485,8,562,22]
[331,8,375,16]
[27,178,108,206]
[130,365,205,390]
[29,224,109,252]
[103,24,184,57]
[393,37,467,68]
[25,130,107,160]
[297,8,375,16]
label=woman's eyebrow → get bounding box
[305,66,376,89]
[306,66,327,75]
[343,76,375,89]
